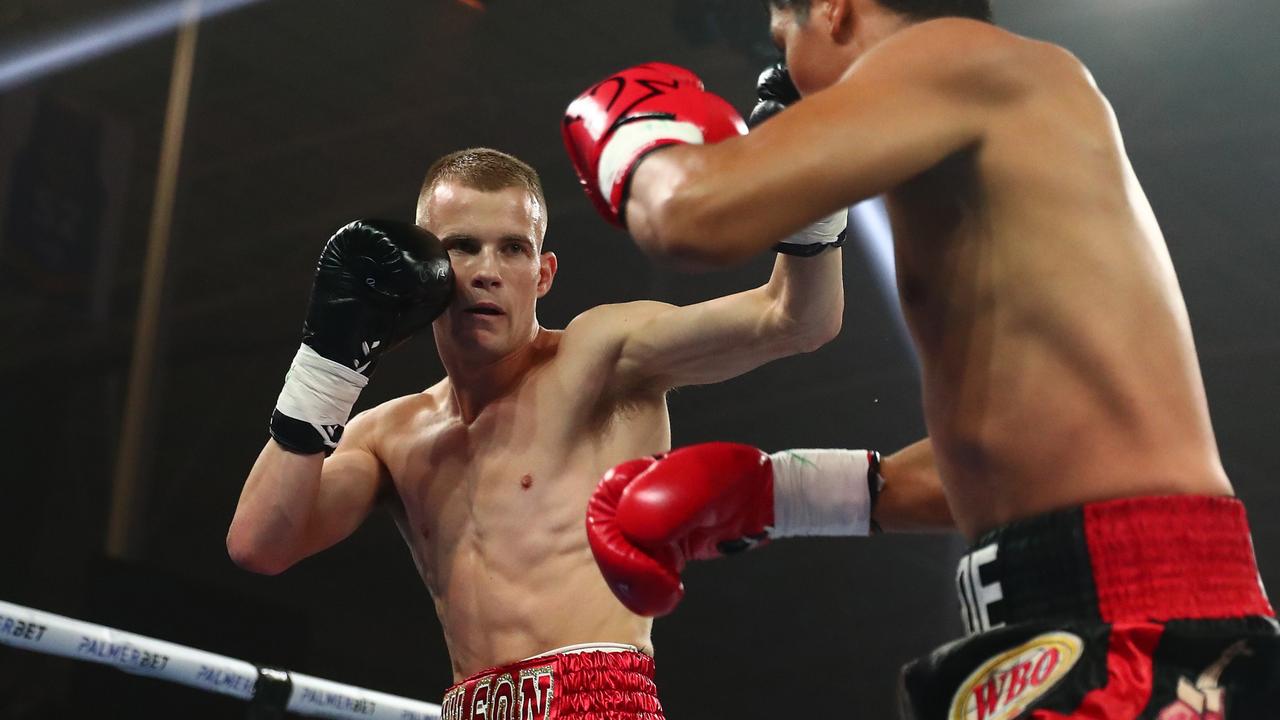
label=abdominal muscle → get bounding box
[412,514,652,681]
[381,388,662,682]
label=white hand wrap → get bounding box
[769,448,884,537]
[776,209,848,257]
[274,344,369,426]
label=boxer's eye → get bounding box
[447,238,480,254]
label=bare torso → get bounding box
[888,32,1230,538]
[364,330,664,680]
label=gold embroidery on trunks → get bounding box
[441,683,466,720]
[490,673,516,720]
[469,678,493,719]
[444,662,557,720]
[518,665,555,720]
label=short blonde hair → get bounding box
[417,147,547,227]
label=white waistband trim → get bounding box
[521,642,638,661]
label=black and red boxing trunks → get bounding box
[901,495,1280,719]
[440,643,663,720]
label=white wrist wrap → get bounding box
[274,344,369,426]
[782,209,848,247]
[597,119,705,202]
[770,449,879,537]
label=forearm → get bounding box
[604,245,841,389]
[622,147,711,266]
[625,145,782,267]
[227,441,324,574]
[764,249,844,349]
[768,438,953,538]
[873,438,954,533]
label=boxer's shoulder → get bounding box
[850,19,1078,101]
[562,301,676,352]
[548,302,677,403]
[347,382,449,440]
[874,18,1041,67]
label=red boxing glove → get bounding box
[585,443,773,617]
[586,456,686,617]
[562,62,747,227]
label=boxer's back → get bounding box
[887,30,1231,539]
[369,329,665,680]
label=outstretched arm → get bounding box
[623,21,1013,265]
[587,437,951,616]
[875,437,953,532]
[566,246,843,396]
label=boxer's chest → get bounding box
[388,378,603,564]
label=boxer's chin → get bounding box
[451,322,520,362]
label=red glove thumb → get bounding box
[586,456,686,617]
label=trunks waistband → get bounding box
[441,646,659,720]
[521,642,639,660]
[956,495,1274,635]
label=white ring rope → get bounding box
[0,599,441,720]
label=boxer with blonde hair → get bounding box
[229,146,947,718]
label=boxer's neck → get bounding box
[442,327,550,422]
[853,8,911,53]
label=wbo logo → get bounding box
[950,632,1082,720]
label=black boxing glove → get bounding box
[269,219,454,455]
[748,62,801,128]
[749,63,848,258]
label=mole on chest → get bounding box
[520,473,534,490]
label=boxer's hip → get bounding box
[441,643,662,720]
[901,495,1280,719]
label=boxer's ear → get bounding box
[536,252,557,298]
[825,0,856,44]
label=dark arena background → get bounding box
[1,0,1278,717]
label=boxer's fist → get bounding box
[586,443,775,616]
[748,61,800,129]
[304,219,453,374]
[269,220,453,455]
[586,457,687,617]
[562,62,747,227]
[747,63,847,256]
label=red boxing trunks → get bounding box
[900,495,1280,719]
[440,643,663,720]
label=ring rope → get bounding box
[0,599,441,720]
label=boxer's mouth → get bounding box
[465,302,504,316]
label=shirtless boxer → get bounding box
[562,1,1280,717]
[226,147,943,718]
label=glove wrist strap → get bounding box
[598,119,705,216]
[774,209,849,256]
[769,448,881,537]
[270,344,369,455]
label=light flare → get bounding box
[0,0,267,93]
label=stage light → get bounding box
[849,197,916,360]
[0,0,267,93]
